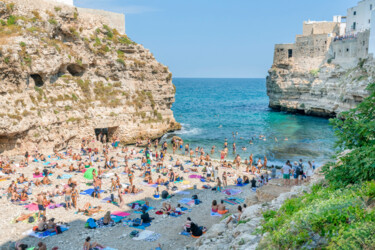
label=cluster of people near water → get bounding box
[0,132,317,249]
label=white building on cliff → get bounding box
[346,0,375,34]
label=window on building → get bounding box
[369,19,371,24]
[346,48,350,52]
[288,49,293,58]
[354,11,357,15]
[370,4,373,10]
[363,41,366,46]
[353,22,356,30]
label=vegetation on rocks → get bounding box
[258,83,375,249]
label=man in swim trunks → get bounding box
[37,193,46,219]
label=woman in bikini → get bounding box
[211,200,218,213]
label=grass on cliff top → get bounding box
[258,181,375,250]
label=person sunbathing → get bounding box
[68,178,77,187]
[11,190,20,201]
[218,200,228,214]
[83,237,105,250]
[15,213,34,222]
[130,185,142,194]
[41,177,51,185]
[68,164,76,172]
[34,168,41,176]
[161,168,168,176]
[17,174,28,184]
[211,200,219,213]
[20,190,28,201]
[48,185,62,197]
[40,155,46,162]
[34,179,41,186]
[147,175,153,184]
[156,175,165,185]
[160,202,173,214]
[78,203,102,216]
[123,186,130,194]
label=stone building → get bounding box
[272,18,344,71]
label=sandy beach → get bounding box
[0,142,272,250]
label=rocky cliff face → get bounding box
[0,0,180,154]
[266,57,375,117]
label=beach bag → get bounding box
[195,199,200,205]
[130,230,139,238]
[133,218,141,227]
[28,216,35,223]
[180,165,184,171]
[296,166,302,175]
[87,218,97,229]
[172,186,178,191]
[192,194,198,200]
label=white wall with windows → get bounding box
[346,0,375,34]
[369,10,375,56]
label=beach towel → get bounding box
[236,183,249,187]
[111,211,131,217]
[133,230,155,241]
[134,207,154,214]
[57,174,72,180]
[222,189,242,196]
[140,182,158,188]
[24,203,39,211]
[174,190,190,195]
[179,231,191,236]
[42,162,51,166]
[179,198,195,206]
[127,200,145,207]
[23,226,68,239]
[33,174,43,178]
[223,197,245,205]
[80,188,104,196]
[110,212,130,223]
[211,211,222,217]
[47,204,63,209]
[188,175,202,179]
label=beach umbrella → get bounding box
[84,168,97,180]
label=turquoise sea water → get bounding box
[162,78,336,166]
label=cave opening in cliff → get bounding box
[30,74,44,87]
[94,127,119,143]
[67,64,85,77]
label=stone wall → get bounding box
[330,30,370,66]
[302,21,339,36]
[273,44,294,66]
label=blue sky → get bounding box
[75,0,359,78]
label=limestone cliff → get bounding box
[266,57,375,117]
[0,0,180,154]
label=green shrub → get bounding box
[19,41,26,47]
[48,19,58,25]
[116,58,125,65]
[322,83,375,187]
[258,182,375,249]
[7,15,16,25]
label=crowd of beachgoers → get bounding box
[0,134,316,250]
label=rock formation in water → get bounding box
[267,20,375,117]
[0,0,180,154]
